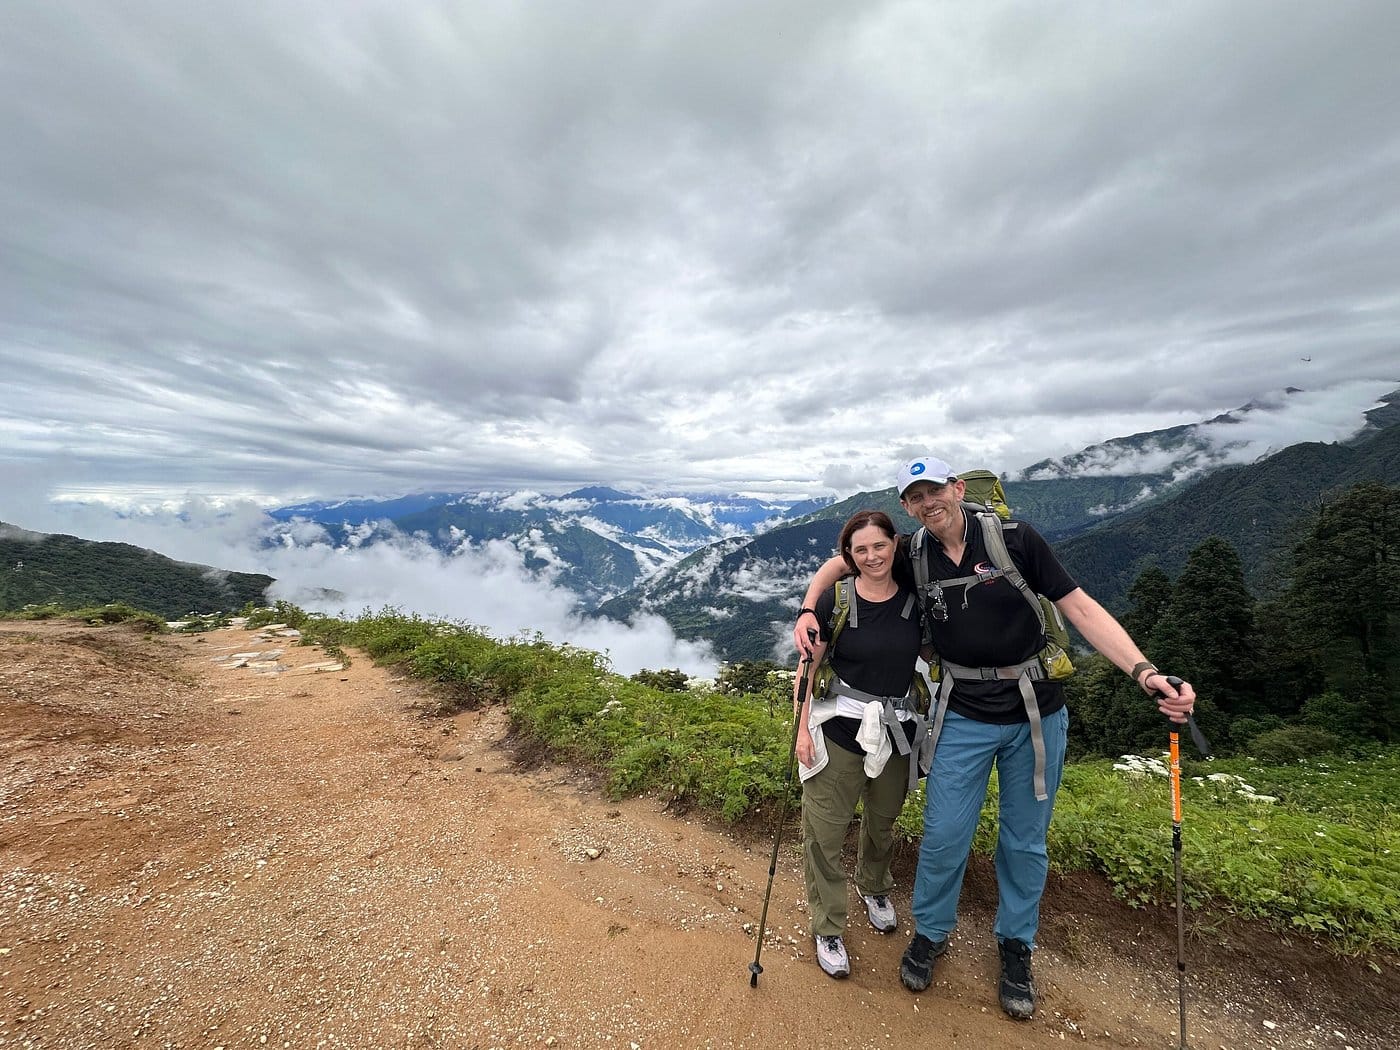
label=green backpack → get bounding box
[909,469,1074,681]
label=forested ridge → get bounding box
[0,523,273,619]
[1056,420,1400,609]
[1067,481,1400,758]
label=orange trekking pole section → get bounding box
[1160,675,1210,1049]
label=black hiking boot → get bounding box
[998,938,1035,1020]
[899,932,948,992]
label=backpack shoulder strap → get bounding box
[828,577,855,645]
[909,527,930,593]
[973,510,1046,635]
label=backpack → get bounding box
[812,577,931,712]
[909,470,1074,681]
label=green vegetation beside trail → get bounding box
[897,750,1400,953]
[6,601,168,632]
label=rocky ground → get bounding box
[1,621,1394,1049]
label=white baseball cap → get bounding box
[896,456,957,496]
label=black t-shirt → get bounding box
[813,579,923,755]
[896,516,1078,725]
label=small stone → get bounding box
[585,848,602,860]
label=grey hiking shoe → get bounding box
[862,893,897,933]
[898,932,948,992]
[815,934,851,978]
[998,938,1035,1019]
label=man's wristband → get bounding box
[1130,661,1158,687]
[797,607,818,621]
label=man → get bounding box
[793,455,1196,1020]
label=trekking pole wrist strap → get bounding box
[1130,661,1158,689]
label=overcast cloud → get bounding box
[3,1,1398,512]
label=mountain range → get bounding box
[598,388,1400,662]
[267,487,830,606]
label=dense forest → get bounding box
[1066,481,1399,758]
[0,524,273,619]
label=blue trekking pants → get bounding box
[910,706,1069,948]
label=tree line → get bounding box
[1068,481,1399,760]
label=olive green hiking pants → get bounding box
[801,741,911,937]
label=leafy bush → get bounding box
[66,603,167,632]
[630,668,691,692]
[245,601,310,630]
[1299,691,1369,740]
[717,660,785,697]
[1249,725,1343,765]
[1048,754,1400,950]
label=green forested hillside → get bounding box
[1057,421,1400,611]
[1069,481,1399,757]
[0,523,273,618]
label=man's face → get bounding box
[901,478,964,532]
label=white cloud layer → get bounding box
[10,498,718,678]
[1,1,1398,513]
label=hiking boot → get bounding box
[998,938,1036,1020]
[898,932,948,992]
[862,893,898,933]
[814,934,851,979]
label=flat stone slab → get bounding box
[293,661,348,674]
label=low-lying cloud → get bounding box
[11,500,718,679]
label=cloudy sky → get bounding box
[4,1,1399,516]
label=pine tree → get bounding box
[1150,536,1262,749]
[1122,565,1173,645]
[1287,482,1400,740]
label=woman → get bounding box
[794,509,926,979]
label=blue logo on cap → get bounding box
[910,461,925,476]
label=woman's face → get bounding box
[847,523,896,581]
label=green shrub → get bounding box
[1249,725,1343,765]
[630,668,691,692]
[1229,714,1284,747]
[1300,691,1369,740]
[68,603,167,632]
[246,600,310,629]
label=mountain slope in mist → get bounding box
[0,522,273,618]
[267,487,830,608]
[599,389,1400,662]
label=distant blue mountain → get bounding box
[266,486,829,608]
[267,492,458,526]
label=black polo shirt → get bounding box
[813,579,923,755]
[895,515,1077,724]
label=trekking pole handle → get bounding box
[1155,675,1212,756]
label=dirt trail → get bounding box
[0,622,1392,1050]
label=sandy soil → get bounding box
[1,621,1394,1050]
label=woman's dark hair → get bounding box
[838,509,898,575]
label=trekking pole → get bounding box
[748,632,816,988]
[1160,675,1211,1050]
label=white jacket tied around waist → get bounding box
[797,676,933,788]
